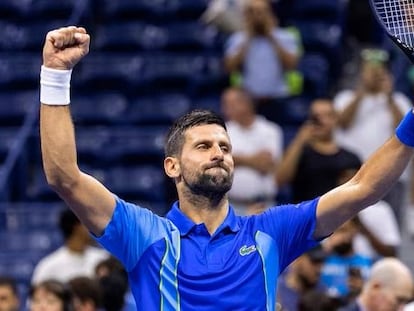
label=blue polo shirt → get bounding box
[95,197,319,311]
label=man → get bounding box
[40,26,414,310]
[69,277,102,311]
[339,257,413,311]
[320,219,372,302]
[277,246,327,311]
[224,0,300,124]
[334,49,413,224]
[31,209,109,284]
[277,99,361,203]
[221,87,283,214]
[0,277,19,311]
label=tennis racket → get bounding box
[369,0,414,62]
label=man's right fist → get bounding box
[42,26,90,70]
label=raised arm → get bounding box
[314,123,414,238]
[40,26,115,236]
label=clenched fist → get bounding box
[43,26,90,70]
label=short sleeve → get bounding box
[393,92,413,113]
[93,196,172,271]
[255,198,320,271]
[225,32,246,56]
[333,90,355,112]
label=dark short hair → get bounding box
[30,280,72,311]
[0,276,18,296]
[164,109,227,157]
[69,277,102,308]
[59,209,81,241]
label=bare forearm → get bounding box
[387,97,404,128]
[276,139,305,186]
[337,95,362,129]
[269,37,298,70]
[225,41,250,72]
[316,137,413,238]
[40,104,80,189]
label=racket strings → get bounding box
[374,0,414,47]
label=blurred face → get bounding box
[30,287,64,311]
[370,282,413,311]
[293,255,324,289]
[178,124,234,199]
[0,286,19,311]
[308,100,337,140]
[221,89,254,123]
[361,62,389,92]
[244,0,273,33]
[330,220,358,255]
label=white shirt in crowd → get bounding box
[226,115,283,202]
[354,200,401,259]
[334,90,412,161]
[31,246,109,284]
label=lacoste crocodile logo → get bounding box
[239,245,257,256]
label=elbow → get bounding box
[44,164,81,194]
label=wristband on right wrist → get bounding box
[396,110,414,147]
[40,65,72,105]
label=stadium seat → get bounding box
[106,126,167,163]
[76,53,144,93]
[94,22,168,52]
[0,53,41,90]
[100,0,207,22]
[0,230,62,253]
[0,253,39,283]
[71,92,129,125]
[25,169,60,202]
[85,165,166,202]
[283,96,312,125]
[127,93,191,125]
[298,53,330,97]
[0,128,19,164]
[292,0,344,23]
[0,91,37,126]
[0,0,30,20]
[94,22,222,53]
[75,128,111,166]
[0,202,64,232]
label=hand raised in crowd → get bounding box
[43,26,90,70]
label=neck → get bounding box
[179,188,229,235]
[238,114,255,128]
[285,272,309,293]
[310,137,338,154]
[66,237,87,253]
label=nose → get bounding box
[211,144,224,161]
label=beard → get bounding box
[181,164,233,204]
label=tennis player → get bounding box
[39,26,414,310]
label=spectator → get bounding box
[334,49,413,224]
[320,219,372,304]
[95,257,134,311]
[224,0,300,124]
[298,289,339,311]
[68,277,102,311]
[337,170,401,259]
[0,277,19,311]
[277,246,327,311]
[339,257,413,311]
[221,87,283,215]
[29,280,72,311]
[31,209,109,284]
[277,99,361,203]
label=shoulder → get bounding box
[333,90,356,109]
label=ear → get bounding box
[164,156,180,178]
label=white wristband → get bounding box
[40,65,72,105]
